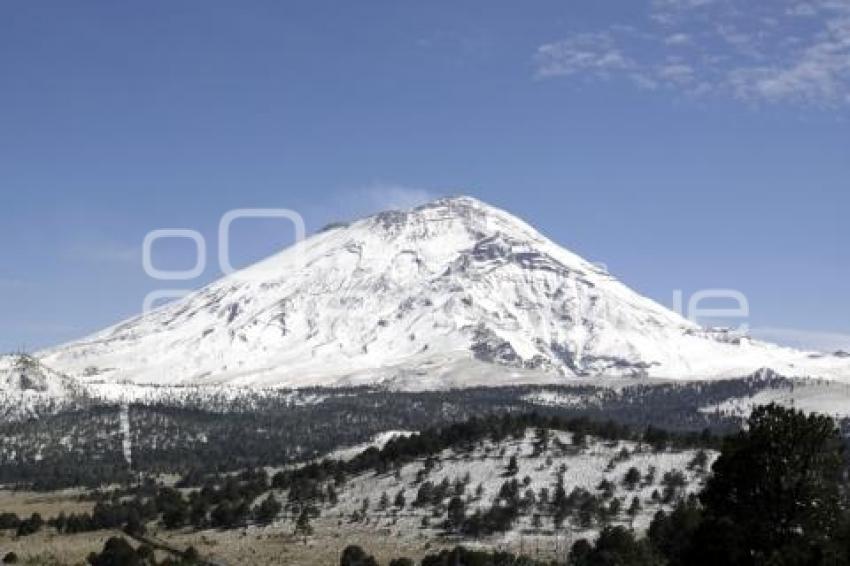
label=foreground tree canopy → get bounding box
[573,403,850,566]
[359,403,850,566]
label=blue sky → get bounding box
[1,0,848,352]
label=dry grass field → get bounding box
[0,489,95,519]
[0,503,511,565]
[0,519,457,565]
[158,520,460,566]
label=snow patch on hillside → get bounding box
[283,429,715,548]
[702,378,850,419]
[325,430,417,462]
[0,354,88,420]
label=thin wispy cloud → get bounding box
[535,33,633,79]
[365,184,441,211]
[535,0,850,107]
[309,183,446,233]
[665,33,692,45]
[787,2,820,17]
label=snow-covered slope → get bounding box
[324,430,417,462]
[38,196,850,388]
[287,429,715,543]
[0,354,88,419]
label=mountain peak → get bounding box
[368,194,507,232]
[358,195,553,265]
[38,198,850,388]
[414,194,488,211]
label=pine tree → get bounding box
[394,490,406,509]
[695,404,845,565]
[294,508,313,542]
[623,467,641,490]
[534,427,550,455]
[475,483,485,499]
[254,493,281,524]
[627,496,641,521]
[446,496,466,533]
[505,455,519,476]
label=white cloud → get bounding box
[665,33,692,45]
[730,16,850,105]
[787,2,819,17]
[658,62,696,83]
[534,33,633,79]
[750,326,850,353]
[535,0,850,108]
[715,25,760,55]
[365,184,441,211]
[651,0,718,25]
[630,72,661,90]
[653,0,717,8]
[310,183,445,232]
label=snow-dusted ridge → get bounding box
[34,196,850,390]
[296,429,715,543]
[0,354,89,420]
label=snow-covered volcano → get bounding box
[38,196,850,388]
